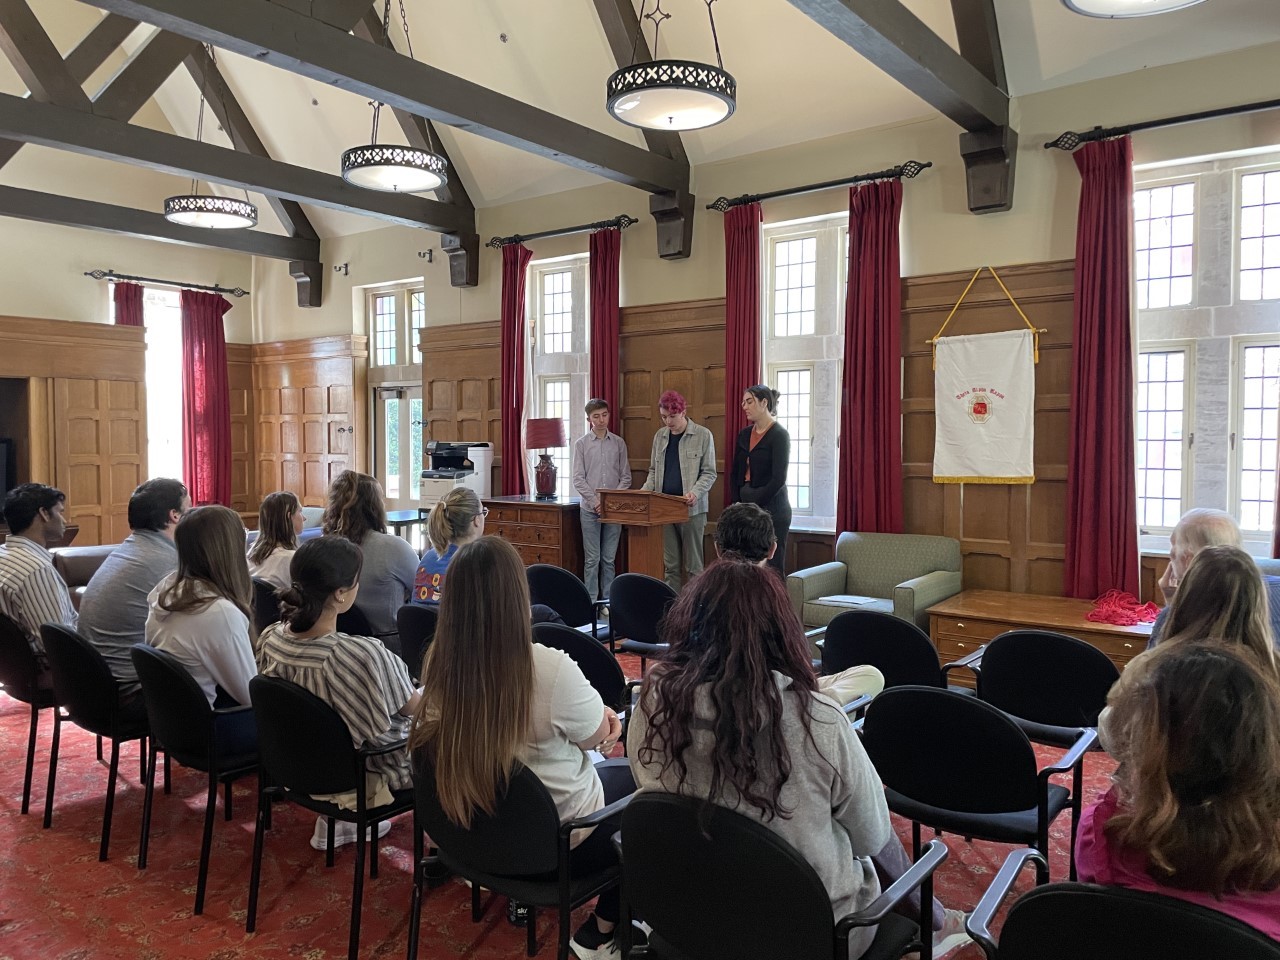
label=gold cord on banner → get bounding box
[927,266,1047,369]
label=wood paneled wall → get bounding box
[421,321,502,493]
[252,336,368,508]
[226,343,255,515]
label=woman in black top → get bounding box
[730,385,791,575]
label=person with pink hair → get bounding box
[640,389,717,591]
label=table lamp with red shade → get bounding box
[525,418,568,500]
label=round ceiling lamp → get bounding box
[164,195,258,229]
[163,45,258,230]
[1062,0,1209,17]
[606,0,736,132]
[342,0,448,193]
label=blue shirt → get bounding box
[1147,573,1280,649]
[412,543,458,606]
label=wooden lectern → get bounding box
[596,489,689,582]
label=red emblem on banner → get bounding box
[967,393,992,424]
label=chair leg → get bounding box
[406,856,424,960]
[370,819,380,879]
[96,734,104,764]
[246,783,269,933]
[224,779,233,821]
[163,752,171,794]
[139,736,147,781]
[1069,761,1083,882]
[43,711,61,829]
[526,906,537,958]
[21,702,39,815]
[326,818,336,868]
[348,824,368,960]
[911,821,921,860]
[471,882,482,921]
[195,768,218,915]
[138,742,158,869]
[99,738,121,861]
[558,899,572,960]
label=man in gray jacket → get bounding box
[641,390,717,591]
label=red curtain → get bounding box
[836,179,904,534]
[589,228,621,415]
[113,282,144,326]
[1064,137,1139,598]
[723,202,762,507]
[500,243,534,497]
[180,290,233,507]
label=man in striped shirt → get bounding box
[0,483,78,672]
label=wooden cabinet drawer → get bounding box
[931,616,1006,642]
[935,636,985,659]
[487,505,521,523]
[1079,631,1146,663]
[498,522,560,546]
[514,543,562,566]
[515,507,559,526]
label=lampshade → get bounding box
[1061,0,1207,16]
[606,59,736,131]
[525,418,567,449]
[340,144,448,193]
[164,194,258,229]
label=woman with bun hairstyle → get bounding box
[729,384,791,575]
[247,490,304,590]
[412,487,484,606]
[257,535,420,851]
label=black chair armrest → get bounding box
[941,644,986,678]
[805,626,826,645]
[359,736,410,759]
[966,848,1047,959]
[836,839,948,933]
[212,704,254,718]
[1037,727,1099,783]
[560,791,636,837]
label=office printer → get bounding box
[420,441,493,508]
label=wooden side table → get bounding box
[927,589,1153,687]
[482,496,583,576]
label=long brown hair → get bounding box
[426,487,481,555]
[636,557,820,821]
[157,505,252,620]
[1163,544,1276,669]
[248,490,300,565]
[409,536,534,827]
[322,470,386,545]
[1104,641,1280,896]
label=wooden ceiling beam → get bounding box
[0,0,92,109]
[78,0,690,194]
[0,182,319,260]
[90,27,196,120]
[949,0,1006,91]
[949,0,1015,213]
[64,13,137,82]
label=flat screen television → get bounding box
[0,438,14,496]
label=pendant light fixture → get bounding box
[1062,0,1208,16]
[163,45,258,230]
[606,0,736,132]
[341,0,448,193]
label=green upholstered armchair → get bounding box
[786,532,962,630]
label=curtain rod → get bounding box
[83,268,250,298]
[707,160,933,212]
[1044,97,1280,151]
[485,213,639,249]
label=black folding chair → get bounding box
[131,645,258,914]
[821,609,982,690]
[0,612,56,814]
[608,573,676,671]
[407,749,630,960]
[860,686,1095,885]
[526,564,610,642]
[621,791,949,960]
[396,603,438,681]
[40,623,150,860]
[532,622,639,748]
[251,577,282,638]
[335,603,375,637]
[246,675,413,960]
[966,848,1280,960]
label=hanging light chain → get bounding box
[628,0,649,66]
[705,0,725,70]
[644,0,671,61]
[368,0,394,144]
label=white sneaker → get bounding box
[309,816,392,851]
[932,908,973,959]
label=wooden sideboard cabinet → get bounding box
[483,496,583,576]
[927,589,1153,688]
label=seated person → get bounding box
[247,490,304,590]
[145,505,257,754]
[413,487,484,606]
[0,483,78,677]
[1077,641,1280,940]
[628,558,969,959]
[79,478,189,705]
[324,470,419,644]
[1150,508,1280,648]
[258,535,418,851]
[410,536,628,959]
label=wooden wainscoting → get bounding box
[253,336,368,507]
[226,343,255,515]
[420,321,502,493]
[901,261,1076,595]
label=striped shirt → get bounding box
[257,623,415,791]
[0,535,77,659]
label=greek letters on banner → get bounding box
[933,329,1035,484]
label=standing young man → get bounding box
[571,398,631,602]
[641,390,718,591]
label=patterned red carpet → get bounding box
[0,672,1114,960]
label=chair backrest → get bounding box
[251,577,282,638]
[862,685,1041,813]
[623,792,836,960]
[250,675,359,796]
[50,544,117,590]
[978,630,1121,729]
[609,573,677,646]
[411,747,563,876]
[994,882,1280,960]
[532,621,627,711]
[131,644,215,769]
[526,563,595,627]
[396,603,438,681]
[336,603,374,637]
[40,624,122,732]
[834,532,960,598]
[0,611,40,700]
[822,609,943,687]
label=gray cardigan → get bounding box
[640,418,718,517]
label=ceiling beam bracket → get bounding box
[440,232,478,288]
[288,259,324,307]
[959,124,1016,214]
[649,190,695,261]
